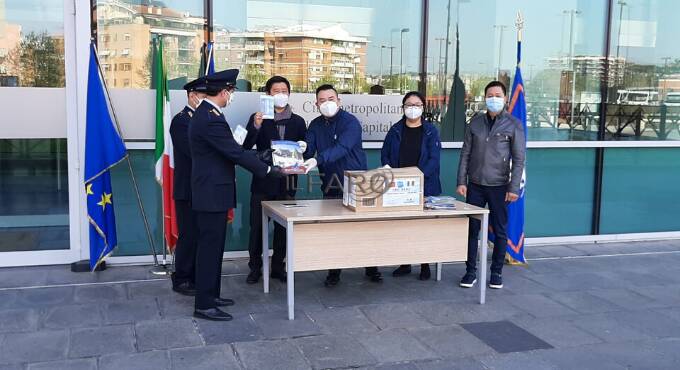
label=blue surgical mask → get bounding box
[485,97,505,113]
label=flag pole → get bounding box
[154,36,172,274]
[91,40,162,269]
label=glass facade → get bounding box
[212,0,423,94]
[94,0,206,89]
[0,1,69,256]
[0,0,65,87]
[2,0,680,264]
[605,0,680,140]
[0,139,69,252]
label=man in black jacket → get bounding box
[168,77,206,296]
[242,76,307,284]
[189,69,285,321]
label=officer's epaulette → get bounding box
[210,108,221,117]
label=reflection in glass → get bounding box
[0,139,69,252]
[606,0,680,140]
[213,0,421,93]
[94,0,206,89]
[0,0,65,87]
[427,0,606,141]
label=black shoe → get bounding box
[246,270,261,284]
[392,265,412,277]
[214,297,235,307]
[172,281,197,296]
[271,270,287,283]
[366,270,383,283]
[324,273,340,287]
[418,264,431,281]
[489,273,503,289]
[193,308,233,321]
[459,272,477,288]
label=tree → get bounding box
[7,31,65,87]
[242,64,268,91]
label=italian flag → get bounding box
[153,37,178,252]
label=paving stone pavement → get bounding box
[1,240,680,369]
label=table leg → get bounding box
[436,263,442,281]
[480,213,488,305]
[286,221,295,320]
[262,212,270,294]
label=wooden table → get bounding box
[261,199,490,320]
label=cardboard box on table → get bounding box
[343,167,424,212]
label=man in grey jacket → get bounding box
[456,81,526,290]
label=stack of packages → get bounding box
[424,196,457,210]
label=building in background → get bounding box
[95,0,205,88]
[214,24,367,92]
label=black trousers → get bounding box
[465,182,509,275]
[173,200,198,286]
[194,211,228,310]
[323,190,379,278]
[248,192,289,274]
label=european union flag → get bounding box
[85,42,127,270]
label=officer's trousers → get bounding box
[194,211,228,310]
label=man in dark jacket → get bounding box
[456,81,526,290]
[242,76,307,284]
[168,76,206,296]
[304,84,382,287]
[189,69,285,321]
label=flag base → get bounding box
[149,263,173,276]
[70,260,106,273]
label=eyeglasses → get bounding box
[403,104,424,108]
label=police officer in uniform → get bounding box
[169,77,206,296]
[189,69,285,321]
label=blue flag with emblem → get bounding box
[85,42,127,270]
[489,13,527,264]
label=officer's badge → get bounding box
[210,109,221,117]
[187,111,193,118]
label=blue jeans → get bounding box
[465,182,509,275]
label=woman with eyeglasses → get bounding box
[380,91,442,280]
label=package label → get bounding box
[382,177,421,207]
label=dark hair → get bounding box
[315,84,338,97]
[484,81,507,96]
[265,76,291,94]
[204,89,222,97]
[402,91,425,106]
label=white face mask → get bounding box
[227,91,235,106]
[273,93,289,108]
[319,101,339,117]
[485,96,505,113]
[404,106,423,120]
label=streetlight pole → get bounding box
[616,0,627,58]
[564,9,581,125]
[400,28,409,94]
[493,25,508,79]
[435,37,446,93]
[380,45,386,84]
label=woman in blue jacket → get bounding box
[381,91,442,280]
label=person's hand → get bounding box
[253,112,264,129]
[505,192,519,202]
[256,149,274,165]
[456,185,467,197]
[297,141,308,153]
[267,166,287,178]
[303,158,317,174]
